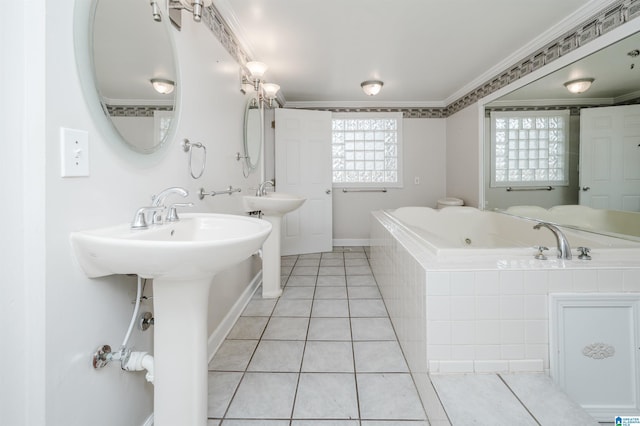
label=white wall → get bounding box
[1,1,47,425]
[446,103,481,208]
[2,1,262,425]
[332,118,447,242]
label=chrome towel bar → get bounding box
[342,188,387,193]
[198,186,241,200]
[506,186,554,192]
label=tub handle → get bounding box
[534,246,549,260]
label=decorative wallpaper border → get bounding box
[106,105,174,117]
[204,0,640,118]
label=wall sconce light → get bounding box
[245,61,269,91]
[150,0,162,22]
[262,83,281,107]
[160,0,211,24]
[150,78,175,94]
[564,78,594,94]
[240,61,281,108]
[361,80,384,96]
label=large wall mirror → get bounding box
[241,96,263,175]
[483,27,640,240]
[76,0,178,155]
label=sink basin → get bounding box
[242,192,306,298]
[243,192,306,216]
[70,213,271,426]
[70,213,271,280]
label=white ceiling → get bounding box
[215,0,612,107]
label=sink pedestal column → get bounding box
[152,277,212,426]
[261,216,283,298]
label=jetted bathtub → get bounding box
[382,206,640,260]
[369,205,640,418]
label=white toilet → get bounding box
[437,197,464,209]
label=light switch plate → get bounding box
[61,127,89,177]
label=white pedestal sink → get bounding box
[243,193,306,298]
[70,213,271,426]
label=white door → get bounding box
[580,105,640,211]
[275,108,333,255]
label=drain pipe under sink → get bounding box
[122,351,155,384]
[91,276,155,384]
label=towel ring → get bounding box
[182,139,207,179]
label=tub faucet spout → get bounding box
[533,222,572,260]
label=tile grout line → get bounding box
[497,373,542,426]
[287,253,316,423]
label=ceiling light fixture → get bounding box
[361,80,384,96]
[563,78,594,94]
[150,78,175,94]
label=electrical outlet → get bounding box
[414,176,420,185]
[61,127,89,177]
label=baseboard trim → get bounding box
[333,238,370,247]
[207,270,262,361]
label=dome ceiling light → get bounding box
[563,78,594,94]
[361,80,384,96]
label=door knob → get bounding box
[582,186,590,191]
[326,189,332,195]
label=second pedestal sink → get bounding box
[70,213,271,426]
[243,192,306,298]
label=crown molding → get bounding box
[444,0,620,106]
[212,0,256,60]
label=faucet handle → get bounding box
[131,206,165,229]
[534,246,549,260]
[577,246,592,260]
[166,202,194,222]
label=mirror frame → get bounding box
[242,95,264,173]
[478,19,640,212]
[73,0,180,165]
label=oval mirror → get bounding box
[88,0,178,154]
[243,96,263,172]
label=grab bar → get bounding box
[342,188,387,193]
[506,186,554,192]
[198,186,241,200]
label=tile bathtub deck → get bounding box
[207,247,429,425]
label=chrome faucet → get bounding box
[257,180,275,196]
[152,187,189,207]
[533,222,572,260]
[130,187,190,229]
[150,187,189,225]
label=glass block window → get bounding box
[490,110,570,187]
[332,112,403,187]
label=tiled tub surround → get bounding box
[369,209,640,406]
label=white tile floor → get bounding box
[207,247,604,426]
[207,247,428,425]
